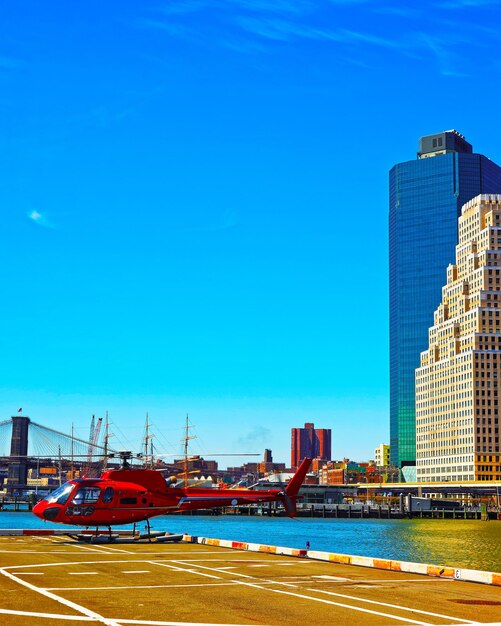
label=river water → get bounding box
[2,512,500,572]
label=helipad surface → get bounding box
[0,536,500,625]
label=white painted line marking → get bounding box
[115,619,248,626]
[123,550,237,554]
[4,558,167,570]
[46,579,345,592]
[135,556,291,562]
[313,575,350,581]
[46,582,238,591]
[69,572,99,575]
[12,572,44,575]
[91,543,133,554]
[173,559,292,584]
[0,567,121,626]
[311,588,479,624]
[232,579,432,625]
[175,559,293,590]
[172,560,433,625]
[148,561,221,580]
[216,566,236,570]
[3,556,244,571]
[64,543,118,554]
[249,564,268,568]
[123,570,151,574]
[0,608,92,621]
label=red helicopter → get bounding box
[32,452,312,535]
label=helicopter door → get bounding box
[67,487,101,517]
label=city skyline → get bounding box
[2,2,501,467]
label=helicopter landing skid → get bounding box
[67,530,183,544]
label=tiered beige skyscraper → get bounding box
[416,194,501,482]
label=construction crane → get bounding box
[85,415,103,477]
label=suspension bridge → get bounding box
[0,414,111,495]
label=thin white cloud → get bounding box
[339,29,403,49]
[235,17,348,43]
[417,33,468,77]
[140,0,499,77]
[235,17,404,50]
[28,210,55,229]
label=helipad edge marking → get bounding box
[183,535,501,587]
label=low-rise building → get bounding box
[374,444,390,467]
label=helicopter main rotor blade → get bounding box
[155,453,259,458]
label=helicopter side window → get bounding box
[102,487,114,503]
[120,497,137,505]
[44,483,74,505]
[72,487,101,505]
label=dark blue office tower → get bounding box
[389,130,501,476]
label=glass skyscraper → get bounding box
[389,130,501,474]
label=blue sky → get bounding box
[1,0,501,466]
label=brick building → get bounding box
[291,422,331,469]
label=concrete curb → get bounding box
[182,534,501,587]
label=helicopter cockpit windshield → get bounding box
[43,482,74,505]
[71,487,101,505]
